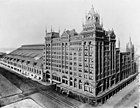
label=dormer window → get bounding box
[96,17,98,22]
[33,62,37,66]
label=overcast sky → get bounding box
[0,0,140,54]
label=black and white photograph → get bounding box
[0,0,139,108]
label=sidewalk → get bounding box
[2,99,42,108]
[31,78,51,86]
[98,79,139,108]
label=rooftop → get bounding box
[3,44,44,68]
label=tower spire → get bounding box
[118,38,120,48]
[129,36,132,43]
[116,37,120,48]
[126,42,129,51]
[45,28,47,35]
[89,4,95,14]
[51,25,53,32]
[58,27,60,34]
[129,36,133,48]
[92,4,94,9]
[101,17,103,27]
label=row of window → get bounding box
[47,57,94,68]
[46,50,95,58]
[51,67,94,79]
[0,62,42,80]
[2,59,42,75]
[52,75,94,93]
[49,56,93,63]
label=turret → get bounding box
[116,37,120,49]
[126,43,129,52]
[45,26,59,39]
[82,5,102,31]
[129,37,133,49]
[126,37,134,52]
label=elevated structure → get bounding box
[44,6,138,105]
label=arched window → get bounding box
[70,77,73,86]
[89,41,91,45]
[62,75,68,84]
[95,17,98,22]
[89,83,93,93]
[74,78,77,87]
[52,73,61,82]
[84,42,86,45]
[79,80,82,89]
[84,81,89,91]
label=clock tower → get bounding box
[83,6,101,31]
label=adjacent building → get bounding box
[44,6,138,105]
[0,44,44,81]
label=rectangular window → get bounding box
[69,67,72,70]
[78,52,82,56]
[84,85,88,91]
[70,71,72,75]
[70,81,73,86]
[74,62,77,66]
[79,69,82,72]
[79,63,82,67]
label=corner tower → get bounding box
[82,6,102,32]
[44,28,59,83]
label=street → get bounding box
[0,67,81,108]
[0,67,139,108]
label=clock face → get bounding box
[87,13,92,20]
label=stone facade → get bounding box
[0,5,138,106]
[44,6,138,105]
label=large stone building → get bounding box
[44,6,138,105]
[0,5,138,106]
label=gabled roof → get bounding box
[9,44,44,60]
[4,44,44,68]
[61,29,78,38]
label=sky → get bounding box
[0,0,140,54]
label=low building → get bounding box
[0,44,45,81]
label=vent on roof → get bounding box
[34,56,40,60]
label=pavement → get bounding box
[2,99,42,108]
[79,77,140,108]
[0,66,139,108]
[0,74,22,99]
[0,67,80,108]
[98,78,139,108]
